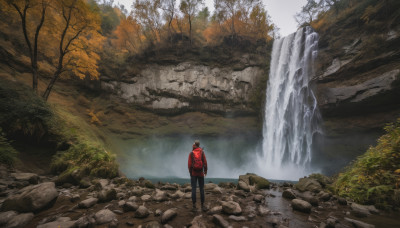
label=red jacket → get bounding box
[188,147,207,177]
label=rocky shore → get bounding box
[0,165,396,228]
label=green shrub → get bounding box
[0,128,18,166]
[334,118,400,209]
[51,143,119,179]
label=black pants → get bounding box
[191,176,204,204]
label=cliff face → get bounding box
[100,54,267,115]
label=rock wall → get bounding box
[101,62,265,115]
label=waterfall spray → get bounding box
[260,27,321,180]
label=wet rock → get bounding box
[291,199,312,213]
[161,208,177,224]
[344,217,375,228]
[37,217,76,228]
[98,188,117,202]
[75,216,95,228]
[118,200,125,207]
[190,215,207,228]
[78,197,98,208]
[282,189,296,199]
[351,203,372,217]
[208,206,222,215]
[129,196,138,201]
[10,173,39,184]
[326,216,337,228]
[154,189,168,202]
[141,194,152,201]
[109,218,119,228]
[5,212,34,228]
[222,201,242,215]
[213,214,230,228]
[55,169,83,186]
[295,177,322,193]
[135,205,150,218]
[155,209,162,216]
[253,194,264,203]
[123,201,139,212]
[0,211,18,226]
[238,180,250,192]
[258,205,270,216]
[70,194,80,202]
[229,215,247,222]
[1,182,58,212]
[266,217,281,226]
[249,175,270,189]
[79,179,91,188]
[298,191,319,206]
[94,209,116,225]
[318,191,332,201]
[337,197,347,205]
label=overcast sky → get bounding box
[115,0,307,37]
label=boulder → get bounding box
[212,215,230,228]
[98,188,117,202]
[282,189,296,199]
[295,177,322,193]
[291,199,312,213]
[10,173,39,184]
[170,190,185,199]
[337,197,347,205]
[237,180,250,192]
[190,215,207,228]
[37,217,76,228]
[350,203,378,217]
[253,194,264,203]
[153,189,168,202]
[5,213,34,228]
[258,205,270,216]
[55,169,83,186]
[1,182,58,212]
[160,184,178,191]
[144,221,161,228]
[344,217,375,228]
[94,209,117,225]
[249,175,270,189]
[123,201,139,212]
[222,201,242,215]
[0,211,18,226]
[135,206,150,218]
[161,208,177,224]
[204,183,218,190]
[141,194,152,201]
[78,198,98,208]
[318,191,331,201]
[212,186,223,194]
[297,191,319,206]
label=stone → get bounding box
[184,192,191,199]
[258,205,270,216]
[109,219,119,228]
[71,194,80,202]
[128,196,138,201]
[351,203,372,217]
[37,217,76,228]
[344,217,375,228]
[249,175,270,189]
[221,201,242,215]
[326,217,337,228]
[204,183,218,190]
[153,189,168,202]
[98,179,109,188]
[298,191,319,206]
[190,215,207,228]
[208,206,222,215]
[282,189,296,199]
[98,188,117,202]
[131,188,144,196]
[318,191,332,201]
[161,208,177,224]
[75,216,94,228]
[1,182,58,212]
[213,215,230,228]
[161,184,178,191]
[253,194,264,203]
[0,211,18,225]
[145,221,161,228]
[5,213,34,228]
[55,169,83,186]
[10,173,39,184]
[228,215,247,222]
[266,217,281,226]
[337,197,347,205]
[170,190,185,199]
[78,197,98,208]
[94,209,116,225]
[212,186,223,194]
[291,199,312,213]
[135,206,150,218]
[123,201,139,212]
[141,194,151,201]
[237,180,250,192]
[155,209,162,216]
[295,178,322,193]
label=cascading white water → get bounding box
[260,27,321,180]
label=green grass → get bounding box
[334,118,400,209]
[0,128,18,166]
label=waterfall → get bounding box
[260,27,321,180]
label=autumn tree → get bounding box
[133,0,163,45]
[112,16,143,54]
[179,0,203,45]
[249,3,274,40]
[5,0,49,94]
[161,0,177,43]
[42,0,104,100]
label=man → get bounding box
[188,140,208,212]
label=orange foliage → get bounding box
[112,16,144,54]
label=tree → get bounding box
[42,0,104,100]
[295,0,321,26]
[5,0,49,94]
[180,0,203,45]
[113,16,143,54]
[161,0,177,43]
[249,3,274,40]
[133,0,162,45]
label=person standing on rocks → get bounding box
[188,140,208,212]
